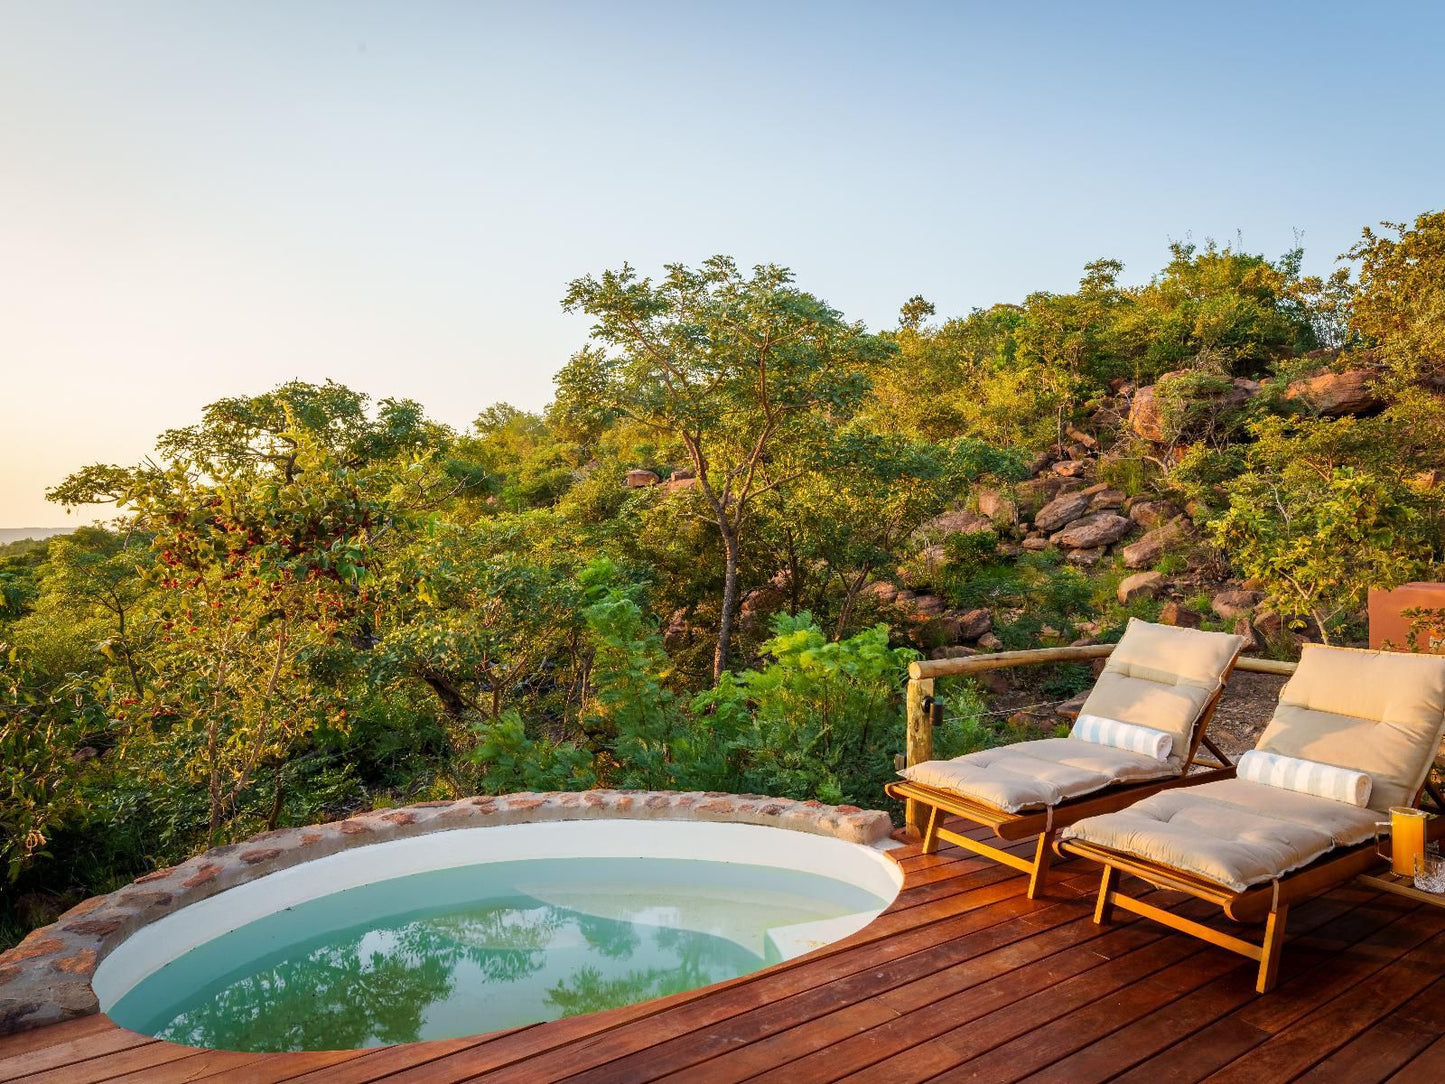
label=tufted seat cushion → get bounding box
[899,738,1178,814]
[1256,645,1445,812]
[1061,777,1381,892]
[1080,619,1246,756]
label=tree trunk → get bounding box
[266,763,285,831]
[834,568,871,639]
[422,672,473,719]
[714,530,740,681]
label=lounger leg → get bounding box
[1257,904,1289,994]
[1027,829,1055,900]
[1094,864,1118,925]
[921,805,942,855]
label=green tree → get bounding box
[559,257,892,677]
[0,646,103,881]
[1347,210,1445,390]
[38,528,152,697]
[1211,416,1442,643]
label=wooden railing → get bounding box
[900,644,1299,836]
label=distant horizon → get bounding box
[4,1,1445,527]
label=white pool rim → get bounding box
[92,819,904,1011]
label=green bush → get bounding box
[694,613,918,807]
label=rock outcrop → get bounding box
[1117,571,1166,604]
[1050,513,1132,550]
[1120,518,1190,569]
[1284,369,1383,416]
[1034,492,1092,533]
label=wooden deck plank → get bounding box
[663,912,1154,1084]
[1108,894,1442,1084]
[1201,927,1445,1083]
[1290,1009,1440,1084]
[276,1038,509,1084]
[16,1037,203,1084]
[2,835,1442,1084]
[833,930,1213,1083]
[0,1013,114,1061]
[1012,889,1410,1084]
[1385,1032,1445,1083]
[0,1025,156,1083]
[927,948,1251,1084]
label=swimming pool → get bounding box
[94,820,901,1052]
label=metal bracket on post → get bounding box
[904,677,936,839]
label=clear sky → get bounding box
[2,1,1442,527]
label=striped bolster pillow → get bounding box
[1069,713,1172,762]
[1236,750,1372,807]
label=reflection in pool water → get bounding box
[108,856,887,1052]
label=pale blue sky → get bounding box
[2,1,1442,525]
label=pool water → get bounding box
[107,856,889,1052]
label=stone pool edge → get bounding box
[0,790,895,1035]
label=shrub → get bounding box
[694,613,918,807]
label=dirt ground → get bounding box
[1203,670,1290,759]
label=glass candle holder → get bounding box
[1415,849,1445,895]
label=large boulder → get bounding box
[1129,384,1168,442]
[976,487,1018,526]
[1052,459,1091,478]
[625,469,661,488]
[1050,513,1132,550]
[1034,492,1092,533]
[1086,487,1127,513]
[1158,601,1202,628]
[908,594,946,618]
[1284,369,1383,416]
[1130,373,1259,443]
[861,580,899,605]
[1120,518,1191,569]
[1212,588,1263,621]
[739,587,786,622]
[1066,546,1105,567]
[955,607,994,641]
[1128,499,1183,530]
[1117,571,1166,604]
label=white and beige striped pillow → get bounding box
[1235,749,1372,808]
[1070,713,1173,762]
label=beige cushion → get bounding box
[1061,778,1381,892]
[1258,645,1445,812]
[900,737,1177,814]
[1081,619,1246,754]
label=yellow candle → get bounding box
[1390,807,1431,877]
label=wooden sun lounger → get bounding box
[885,642,1252,899]
[1058,784,1445,993]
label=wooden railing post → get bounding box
[904,675,935,838]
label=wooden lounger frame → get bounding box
[885,642,1273,899]
[1058,780,1445,993]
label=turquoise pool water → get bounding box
[107,856,888,1052]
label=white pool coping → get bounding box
[91,819,904,1010]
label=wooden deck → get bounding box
[3,824,1444,1083]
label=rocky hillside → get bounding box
[847,363,1400,700]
